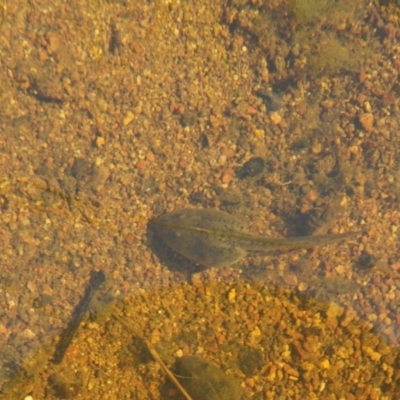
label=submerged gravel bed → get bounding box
[1,0,400,398]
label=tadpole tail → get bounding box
[277,231,358,248]
[242,231,358,251]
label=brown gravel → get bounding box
[1,0,400,399]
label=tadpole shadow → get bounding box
[146,220,207,280]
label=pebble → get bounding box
[246,105,257,115]
[254,129,265,140]
[326,302,344,319]
[358,113,374,132]
[269,111,282,125]
[228,288,236,303]
[221,168,234,184]
[123,112,135,126]
[136,159,146,170]
[125,233,135,244]
[96,136,105,148]
[245,377,255,388]
[321,100,334,109]
[283,363,299,377]
[320,359,330,369]
[250,326,261,339]
[218,155,227,166]
[267,365,277,381]
[146,151,155,162]
[311,141,322,154]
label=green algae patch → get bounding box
[295,30,363,74]
[289,0,369,74]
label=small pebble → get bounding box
[136,159,146,170]
[247,105,257,115]
[321,100,334,109]
[125,233,135,244]
[254,129,265,140]
[218,155,227,166]
[283,364,299,377]
[123,112,135,126]
[228,288,236,303]
[269,111,282,125]
[326,302,344,319]
[358,113,374,132]
[146,151,155,162]
[320,359,330,369]
[221,168,234,184]
[96,136,105,147]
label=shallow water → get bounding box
[1,0,400,398]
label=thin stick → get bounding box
[112,313,193,400]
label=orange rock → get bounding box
[146,151,155,162]
[359,70,367,83]
[358,113,374,132]
[247,105,257,115]
[321,100,334,109]
[283,363,300,377]
[125,233,135,244]
[136,159,146,169]
[245,378,255,388]
[221,168,234,184]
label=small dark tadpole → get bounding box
[53,270,106,364]
[236,157,265,179]
[356,251,377,270]
[199,133,209,149]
